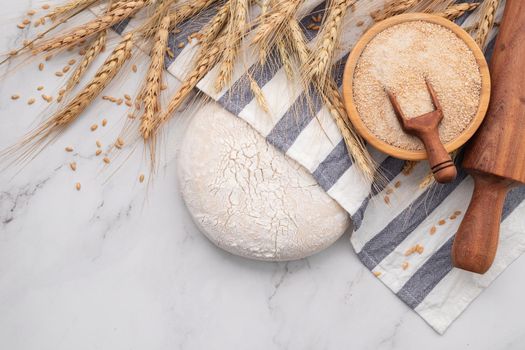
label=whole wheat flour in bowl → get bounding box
[346,14,490,157]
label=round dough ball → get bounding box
[177,102,350,261]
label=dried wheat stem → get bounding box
[140,15,170,141]
[200,1,231,41]
[6,34,134,165]
[1,3,95,65]
[437,2,479,20]
[248,73,270,113]
[169,0,219,30]
[50,34,133,128]
[309,0,355,83]
[322,80,376,181]
[138,0,177,38]
[43,0,100,21]
[61,30,108,100]
[277,37,294,78]
[475,0,499,48]
[33,0,150,53]
[155,37,225,131]
[371,0,422,22]
[252,0,303,52]
[286,18,309,68]
[215,0,249,92]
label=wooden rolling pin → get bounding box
[452,0,525,274]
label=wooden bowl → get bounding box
[342,13,491,161]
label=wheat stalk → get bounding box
[308,0,355,84]
[279,14,377,180]
[52,34,134,125]
[475,0,500,48]
[140,15,170,141]
[6,34,134,165]
[252,0,303,56]
[137,0,177,38]
[215,0,249,92]
[201,1,231,41]
[154,37,225,131]
[1,2,98,65]
[436,2,479,20]
[32,0,150,53]
[169,0,219,30]
[286,18,309,72]
[322,80,376,182]
[248,73,270,113]
[60,31,108,101]
[43,0,101,21]
[277,37,295,78]
[371,0,422,22]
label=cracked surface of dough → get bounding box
[177,102,351,261]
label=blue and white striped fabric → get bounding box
[115,0,524,333]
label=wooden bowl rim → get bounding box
[342,13,491,161]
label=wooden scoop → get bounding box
[452,0,525,274]
[387,81,457,183]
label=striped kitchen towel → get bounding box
[113,0,524,334]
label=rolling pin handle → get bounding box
[452,173,511,274]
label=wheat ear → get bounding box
[309,0,355,84]
[322,80,376,182]
[475,0,500,48]
[371,0,422,22]
[32,0,150,53]
[5,34,134,165]
[140,15,171,141]
[1,2,97,65]
[155,37,225,131]
[51,34,133,125]
[437,2,479,20]
[215,0,249,92]
[43,0,100,21]
[200,1,230,45]
[252,0,303,54]
[60,30,108,101]
[169,0,219,30]
[248,73,270,113]
[276,16,376,179]
[286,18,309,69]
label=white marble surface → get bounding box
[0,1,524,349]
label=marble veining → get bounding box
[0,1,524,349]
